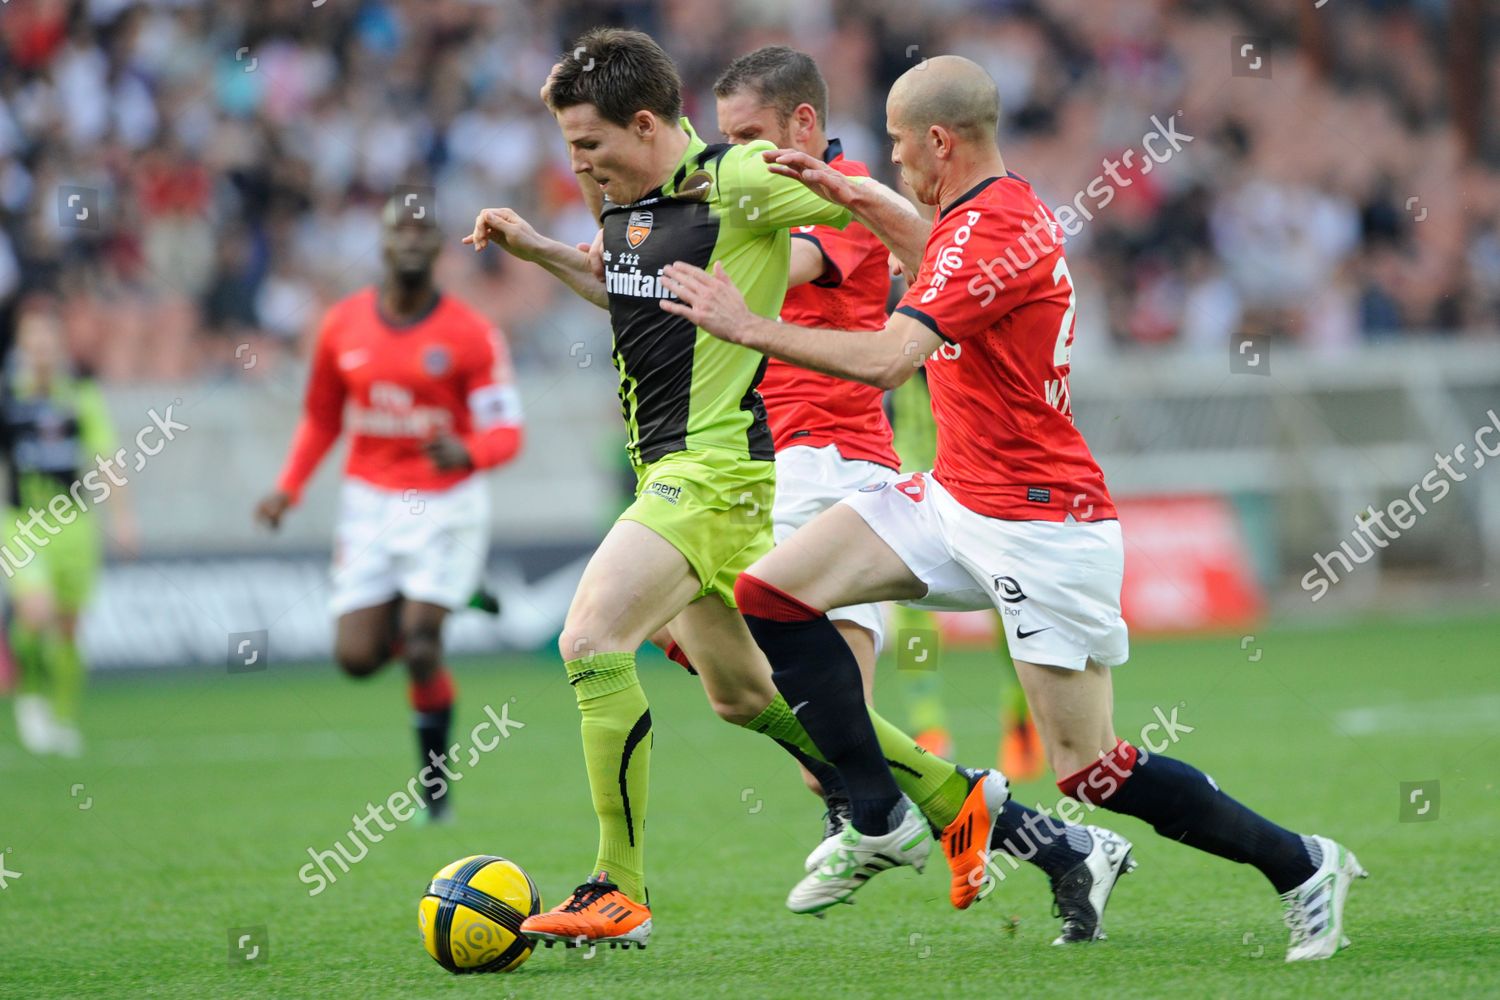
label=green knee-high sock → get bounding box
[566,652,651,903]
[10,624,48,697]
[745,695,970,828]
[48,634,84,723]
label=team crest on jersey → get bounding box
[626,210,654,248]
[423,345,451,376]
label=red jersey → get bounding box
[276,288,523,503]
[894,174,1115,523]
[759,140,899,470]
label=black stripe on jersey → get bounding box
[937,176,1002,220]
[895,304,952,344]
[601,142,775,464]
[790,231,843,288]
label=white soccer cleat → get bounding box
[1050,825,1137,944]
[804,799,850,873]
[14,695,56,755]
[1281,835,1368,962]
[787,797,931,915]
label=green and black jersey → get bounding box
[600,118,851,468]
[0,368,114,513]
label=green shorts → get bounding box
[617,450,775,607]
[2,508,102,612]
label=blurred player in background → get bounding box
[255,196,523,824]
[664,55,1364,961]
[2,299,137,756]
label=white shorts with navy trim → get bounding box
[838,471,1129,671]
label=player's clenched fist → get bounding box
[254,490,292,530]
[463,208,546,261]
[422,433,473,471]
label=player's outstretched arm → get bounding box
[763,150,930,275]
[258,317,347,530]
[464,207,608,309]
[660,261,939,390]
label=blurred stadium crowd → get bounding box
[1,0,1497,381]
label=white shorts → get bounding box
[773,444,897,652]
[329,475,489,617]
[839,472,1130,671]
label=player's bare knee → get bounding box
[335,647,384,679]
[700,683,768,725]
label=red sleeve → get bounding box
[895,203,1029,343]
[790,219,877,289]
[460,324,524,470]
[275,314,345,504]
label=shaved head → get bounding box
[888,55,1000,144]
[884,55,1006,206]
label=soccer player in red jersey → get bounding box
[662,56,1364,960]
[255,196,523,823]
[711,47,900,806]
[705,48,1135,937]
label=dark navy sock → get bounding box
[737,574,901,836]
[989,800,1093,879]
[414,706,453,814]
[1064,743,1316,894]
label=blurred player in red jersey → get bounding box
[255,195,523,823]
[663,56,1364,960]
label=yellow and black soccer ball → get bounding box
[419,855,541,973]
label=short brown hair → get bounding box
[713,45,828,129]
[549,28,683,127]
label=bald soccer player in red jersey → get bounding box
[663,55,1365,960]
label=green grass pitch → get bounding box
[2,612,1497,998]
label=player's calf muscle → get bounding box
[1015,659,1117,773]
[671,598,778,723]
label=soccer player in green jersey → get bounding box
[464,29,1007,947]
[2,301,137,757]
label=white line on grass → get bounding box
[1334,694,1500,735]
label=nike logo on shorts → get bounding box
[1015,626,1053,639]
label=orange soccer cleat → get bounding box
[520,874,652,950]
[939,768,1010,909]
